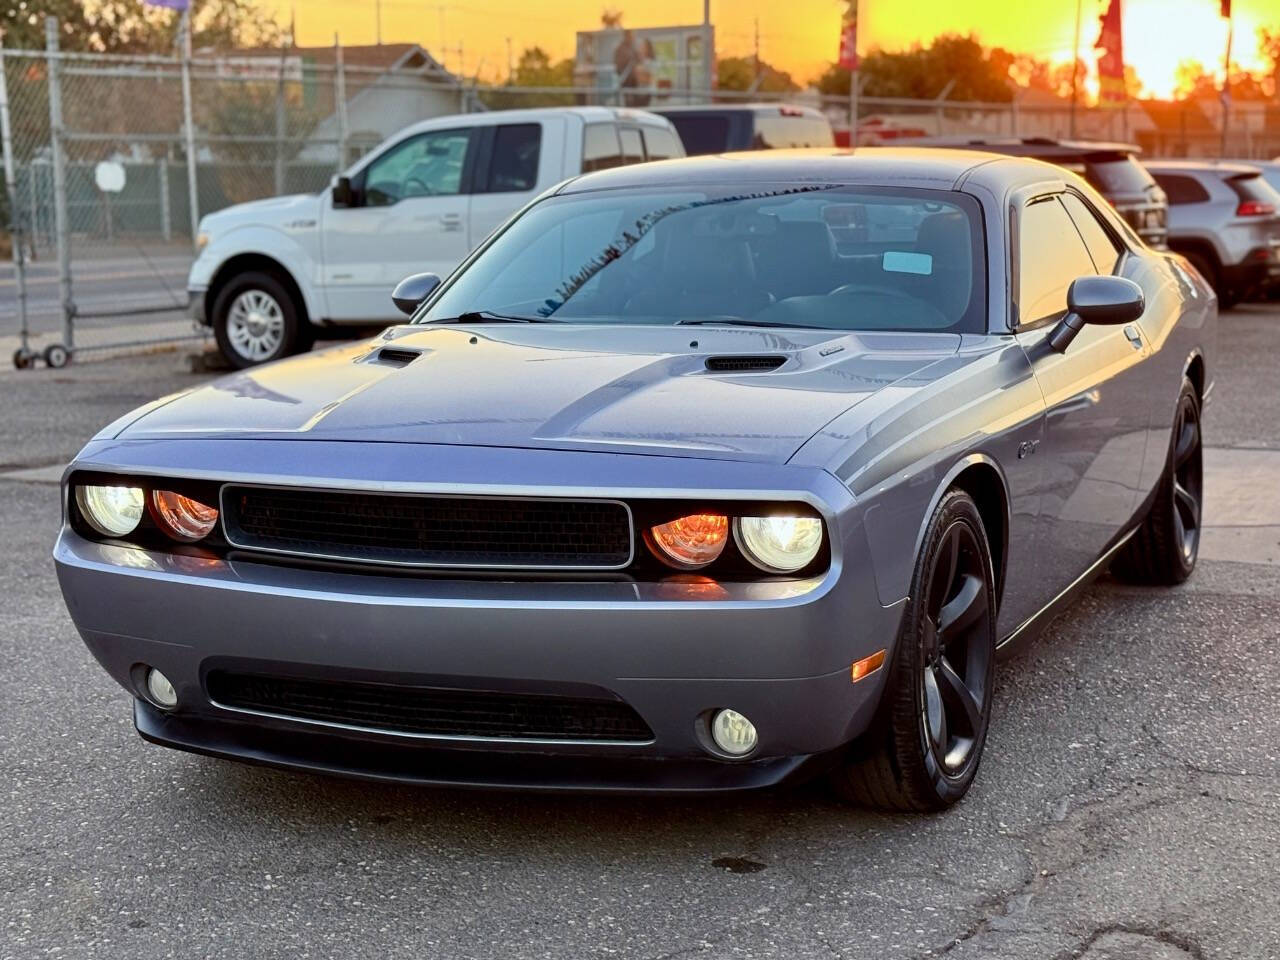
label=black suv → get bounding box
[653,104,834,156]
[903,137,1168,248]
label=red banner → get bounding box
[838,3,859,71]
[1095,0,1125,107]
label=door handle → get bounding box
[1123,324,1143,349]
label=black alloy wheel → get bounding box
[833,489,997,811]
[918,519,993,779]
[1113,377,1203,586]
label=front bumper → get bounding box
[55,441,904,793]
[187,287,207,326]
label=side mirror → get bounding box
[332,175,354,208]
[1047,275,1145,353]
[391,272,441,315]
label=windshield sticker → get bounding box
[882,251,933,275]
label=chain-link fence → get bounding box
[3,15,1277,367]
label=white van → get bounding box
[187,106,684,367]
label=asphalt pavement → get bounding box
[2,306,1279,959]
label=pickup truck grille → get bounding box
[221,486,634,570]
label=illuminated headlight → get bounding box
[75,485,145,538]
[195,231,210,253]
[150,489,218,542]
[733,515,824,574]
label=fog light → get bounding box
[145,668,178,709]
[711,708,758,756]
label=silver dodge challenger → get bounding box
[55,149,1215,810]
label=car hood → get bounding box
[116,325,962,464]
[202,192,320,232]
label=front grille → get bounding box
[206,672,654,742]
[221,486,633,569]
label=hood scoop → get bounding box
[373,346,424,367]
[704,355,787,373]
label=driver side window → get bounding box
[363,128,472,207]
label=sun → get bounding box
[1120,0,1266,98]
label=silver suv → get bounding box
[1147,160,1280,307]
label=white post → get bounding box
[848,0,860,146]
[180,6,200,246]
[702,0,713,101]
[45,17,73,351]
[0,39,31,355]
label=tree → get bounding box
[1175,59,1271,101]
[817,34,1016,103]
[482,46,576,109]
[0,0,281,54]
[717,55,798,94]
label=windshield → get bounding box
[420,184,987,333]
[1085,157,1159,197]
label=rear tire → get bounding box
[831,489,997,811]
[212,270,304,369]
[1112,378,1202,586]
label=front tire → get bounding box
[1112,378,1202,585]
[212,271,304,369]
[832,489,997,811]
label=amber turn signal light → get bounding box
[646,513,729,569]
[851,649,886,682]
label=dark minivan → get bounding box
[904,137,1168,248]
[653,104,834,156]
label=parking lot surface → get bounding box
[2,306,1279,959]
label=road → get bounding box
[2,307,1278,959]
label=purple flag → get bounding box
[144,0,190,9]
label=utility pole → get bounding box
[1069,0,1082,139]
[506,36,514,82]
[179,6,199,248]
[375,0,382,45]
[1220,2,1233,156]
[753,17,759,85]
[848,0,859,147]
[702,0,713,100]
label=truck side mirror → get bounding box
[332,176,355,208]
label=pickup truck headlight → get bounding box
[195,231,210,253]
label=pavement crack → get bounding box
[1053,923,1207,960]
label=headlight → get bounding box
[646,513,729,569]
[76,485,145,537]
[734,515,824,574]
[150,489,219,542]
[195,231,210,253]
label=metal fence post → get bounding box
[179,7,199,246]
[274,44,286,195]
[45,17,73,352]
[159,156,171,241]
[334,35,348,173]
[0,38,32,362]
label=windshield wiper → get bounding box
[429,311,557,324]
[675,318,811,329]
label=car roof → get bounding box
[652,103,826,118]
[1147,159,1264,176]
[400,105,676,133]
[556,146,1062,194]
[906,136,1141,160]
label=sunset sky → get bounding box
[266,0,1276,99]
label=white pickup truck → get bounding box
[188,106,684,367]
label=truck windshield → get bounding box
[419,183,987,333]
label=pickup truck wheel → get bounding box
[212,271,302,368]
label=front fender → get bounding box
[190,225,324,323]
